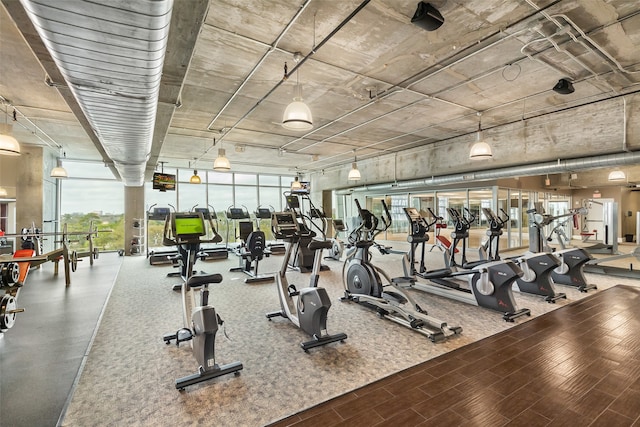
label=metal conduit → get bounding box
[205,0,313,132]
[337,151,640,194]
[209,0,371,150]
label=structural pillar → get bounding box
[124,185,145,256]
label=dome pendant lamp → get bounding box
[348,150,361,181]
[0,106,20,156]
[189,159,201,184]
[212,138,231,172]
[50,150,68,179]
[608,170,626,182]
[469,112,492,160]
[282,59,313,131]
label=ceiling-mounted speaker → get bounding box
[411,2,444,31]
[553,78,575,95]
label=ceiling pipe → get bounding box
[336,151,640,195]
[205,0,312,133]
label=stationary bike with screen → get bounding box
[162,212,243,390]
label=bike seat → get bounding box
[186,273,223,288]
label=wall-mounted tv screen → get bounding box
[291,181,310,194]
[152,172,176,191]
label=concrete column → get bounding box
[15,145,43,229]
[124,185,145,256]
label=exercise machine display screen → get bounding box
[256,208,271,219]
[228,208,249,219]
[194,207,211,220]
[173,213,206,238]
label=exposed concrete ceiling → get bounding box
[1,0,639,189]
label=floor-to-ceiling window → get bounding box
[61,160,125,253]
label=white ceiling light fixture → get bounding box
[212,138,231,172]
[469,112,492,160]
[0,107,20,156]
[348,150,361,181]
[291,175,302,191]
[50,150,68,179]
[282,55,313,131]
[608,170,626,181]
[0,187,8,197]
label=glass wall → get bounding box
[57,166,296,254]
[61,160,125,253]
[335,186,560,254]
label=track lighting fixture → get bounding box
[469,112,492,160]
[348,150,361,181]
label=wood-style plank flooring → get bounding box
[269,285,640,427]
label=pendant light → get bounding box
[291,176,302,191]
[282,58,313,131]
[469,112,492,160]
[0,106,20,156]
[348,150,361,181]
[212,138,231,172]
[50,150,68,179]
[608,170,626,181]
[189,159,201,184]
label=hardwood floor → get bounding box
[268,285,640,427]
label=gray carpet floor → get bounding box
[60,244,636,426]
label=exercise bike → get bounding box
[229,220,274,284]
[162,212,243,390]
[342,199,462,342]
[266,211,347,351]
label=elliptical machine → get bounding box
[480,208,566,303]
[528,204,596,292]
[402,207,530,322]
[325,218,347,261]
[342,199,462,342]
[266,211,347,351]
[162,212,243,390]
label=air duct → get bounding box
[19,0,173,186]
[338,151,640,194]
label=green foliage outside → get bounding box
[62,212,125,253]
